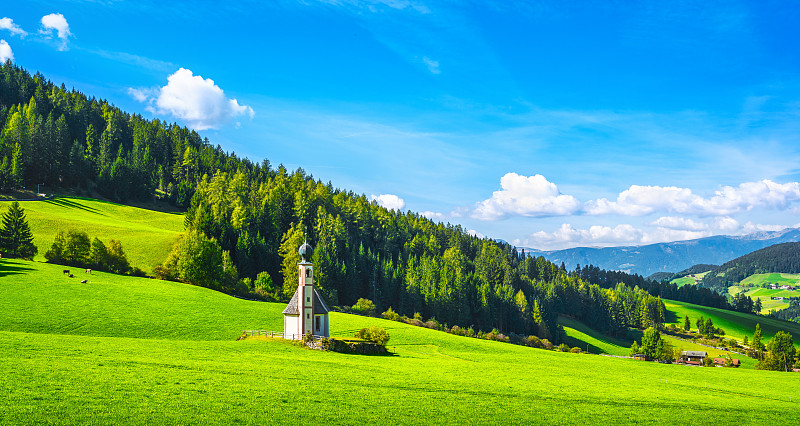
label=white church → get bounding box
[283,241,330,339]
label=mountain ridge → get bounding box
[515,228,800,277]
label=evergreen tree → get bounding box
[683,315,690,331]
[0,201,37,258]
[752,323,764,352]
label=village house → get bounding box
[680,350,707,365]
[712,358,740,367]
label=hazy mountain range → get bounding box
[515,228,800,278]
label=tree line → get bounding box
[572,264,732,310]
[1,62,669,341]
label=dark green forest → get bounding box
[701,242,800,290]
[1,62,749,340]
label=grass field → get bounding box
[559,315,633,356]
[558,316,754,367]
[663,299,800,347]
[728,282,798,313]
[0,197,184,273]
[670,271,710,287]
[3,259,800,424]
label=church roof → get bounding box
[282,287,330,315]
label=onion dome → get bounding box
[298,241,313,262]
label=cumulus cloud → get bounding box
[472,173,581,220]
[525,217,799,250]
[0,18,27,37]
[585,180,800,216]
[650,216,709,231]
[467,229,485,239]
[371,194,405,211]
[0,40,12,63]
[40,13,71,50]
[130,68,254,131]
[421,211,446,220]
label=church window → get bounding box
[315,316,321,331]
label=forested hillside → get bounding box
[702,242,800,289]
[0,63,681,341]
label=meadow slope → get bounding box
[0,197,184,273]
[663,299,800,345]
[2,259,800,424]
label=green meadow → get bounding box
[559,314,754,368]
[664,299,800,346]
[728,282,799,313]
[670,271,709,287]
[2,259,800,424]
[0,197,184,273]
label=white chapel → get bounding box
[282,241,330,339]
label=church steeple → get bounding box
[283,241,329,339]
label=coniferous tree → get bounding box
[0,201,37,258]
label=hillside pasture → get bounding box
[558,315,633,356]
[727,284,796,313]
[2,259,800,423]
[670,271,709,288]
[0,197,184,273]
[663,299,800,346]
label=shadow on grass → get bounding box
[44,197,106,216]
[0,259,35,277]
[664,308,679,324]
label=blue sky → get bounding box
[3,1,800,250]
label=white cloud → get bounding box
[421,210,446,220]
[371,193,405,211]
[131,68,254,131]
[472,173,581,220]
[585,180,800,216]
[422,56,440,74]
[467,229,485,239]
[650,216,708,231]
[0,40,12,63]
[525,217,800,250]
[0,18,27,37]
[40,13,71,50]
[127,87,154,103]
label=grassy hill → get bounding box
[558,315,755,367]
[663,299,800,346]
[2,259,800,424]
[670,271,710,287]
[0,197,184,273]
[728,274,800,313]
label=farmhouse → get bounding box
[712,357,741,367]
[283,242,330,340]
[680,351,707,365]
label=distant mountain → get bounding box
[523,228,800,277]
[701,242,800,289]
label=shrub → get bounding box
[355,326,390,346]
[570,347,582,354]
[381,307,401,321]
[465,327,476,338]
[540,339,553,350]
[525,335,542,348]
[423,318,440,330]
[557,343,570,352]
[352,298,376,316]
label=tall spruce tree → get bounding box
[0,201,37,258]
